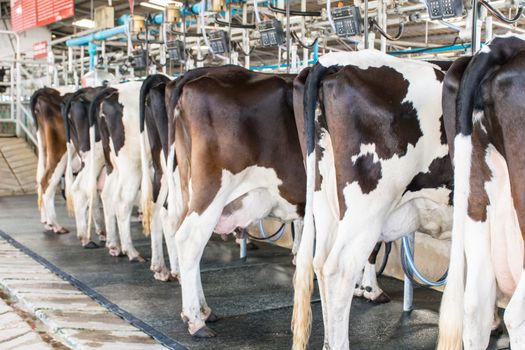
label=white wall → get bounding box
[0,20,52,60]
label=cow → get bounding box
[164,66,306,337]
[62,87,107,248]
[438,34,525,350]
[293,66,392,303]
[139,74,179,281]
[31,87,70,234]
[291,50,453,350]
[88,82,145,261]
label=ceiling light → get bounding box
[72,18,96,29]
[140,2,165,10]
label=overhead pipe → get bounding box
[66,24,128,47]
[388,42,475,55]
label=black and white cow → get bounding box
[165,66,306,337]
[139,74,179,281]
[62,87,107,247]
[88,82,145,261]
[292,50,453,349]
[438,34,525,350]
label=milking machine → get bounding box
[400,233,448,311]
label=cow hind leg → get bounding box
[93,193,106,244]
[101,182,121,256]
[354,243,390,303]
[462,217,496,350]
[82,194,103,249]
[504,271,525,348]
[176,200,226,337]
[150,202,170,281]
[161,207,180,281]
[116,198,144,262]
[36,131,46,223]
[291,219,304,265]
[42,154,68,234]
[72,191,90,245]
[321,226,382,349]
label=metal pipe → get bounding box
[51,28,99,46]
[286,0,291,73]
[200,0,212,54]
[65,25,128,47]
[301,0,308,67]
[389,42,472,54]
[254,0,262,23]
[364,0,369,49]
[326,0,336,32]
[242,3,250,68]
[9,62,13,122]
[471,2,479,55]
[88,42,97,71]
[485,15,493,42]
[438,19,462,31]
[80,46,85,78]
[403,232,415,312]
[379,0,386,52]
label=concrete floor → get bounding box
[0,195,509,349]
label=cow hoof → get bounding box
[247,242,258,251]
[150,263,162,273]
[367,292,391,304]
[171,272,180,283]
[97,232,107,243]
[53,227,70,234]
[153,270,172,282]
[83,241,99,249]
[192,326,217,338]
[205,312,220,323]
[130,255,147,263]
[108,247,123,257]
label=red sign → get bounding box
[33,41,48,59]
[11,0,74,33]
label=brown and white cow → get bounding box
[88,82,145,261]
[438,34,525,350]
[164,66,306,337]
[292,50,453,349]
[139,74,179,281]
[31,87,69,234]
[62,87,108,248]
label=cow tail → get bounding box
[86,89,110,240]
[438,37,525,350]
[165,81,179,224]
[62,91,80,216]
[139,75,170,235]
[292,62,329,350]
[29,89,43,131]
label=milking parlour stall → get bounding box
[0,0,524,348]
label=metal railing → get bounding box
[0,30,55,147]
